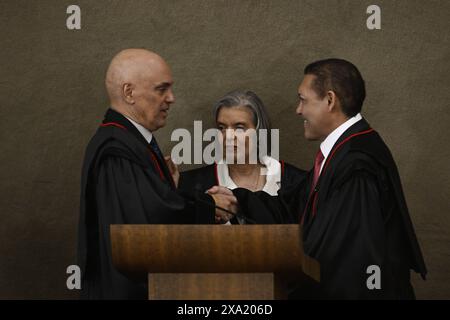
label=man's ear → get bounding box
[327,90,337,111]
[123,83,135,104]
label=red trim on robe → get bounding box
[149,151,166,181]
[322,129,374,174]
[301,128,375,225]
[280,160,285,178]
[100,122,127,130]
[100,121,166,181]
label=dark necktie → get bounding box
[149,137,175,187]
[312,149,325,188]
[149,137,164,163]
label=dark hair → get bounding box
[304,58,366,117]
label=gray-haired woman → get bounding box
[178,90,306,224]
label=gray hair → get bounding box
[213,90,272,155]
[212,90,271,130]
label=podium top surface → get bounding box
[111,224,319,281]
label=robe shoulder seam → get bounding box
[95,140,149,170]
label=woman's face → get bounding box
[216,105,257,164]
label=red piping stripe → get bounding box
[301,128,375,225]
[322,128,374,173]
[100,122,127,130]
[100,121,168,182]
[311,193,319,217]
[150,151,166,181]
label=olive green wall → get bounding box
[0,0,449,299]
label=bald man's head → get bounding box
[105,48,175,131]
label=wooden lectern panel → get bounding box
[111,224,319,282]
[148,273,287,300]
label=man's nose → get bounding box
[166,89,175,104]
[296,103,303,115]
[225,129,235,142]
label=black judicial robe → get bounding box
[296,118,427,299]
[179,162,307,223]
[78,109,214,299]
[223,119,427,299]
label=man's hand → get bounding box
[165,156,179,188]
[207,186,238,223]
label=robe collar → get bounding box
[320,118,374,176]
[102,108,151,147]
[319,113,362,174]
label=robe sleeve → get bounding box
[96,155,195,225]
[315,169,389,299]
[232,188,297,224]
[86,155,214,299]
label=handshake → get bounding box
[166,156,238,224]
[206,186,238,224]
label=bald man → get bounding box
[78,49,237,299]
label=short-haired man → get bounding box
[295,58,426,299]
[78,49,237,299]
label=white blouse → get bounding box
[215,155,282,224]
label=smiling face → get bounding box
[216,106,257,164]
[296,74,333,141]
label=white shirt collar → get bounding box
[319,113,362,173]
[216,156,281,196]
[125,116,153,144]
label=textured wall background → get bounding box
[0,0,449,299]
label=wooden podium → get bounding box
[110,224,319,300]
